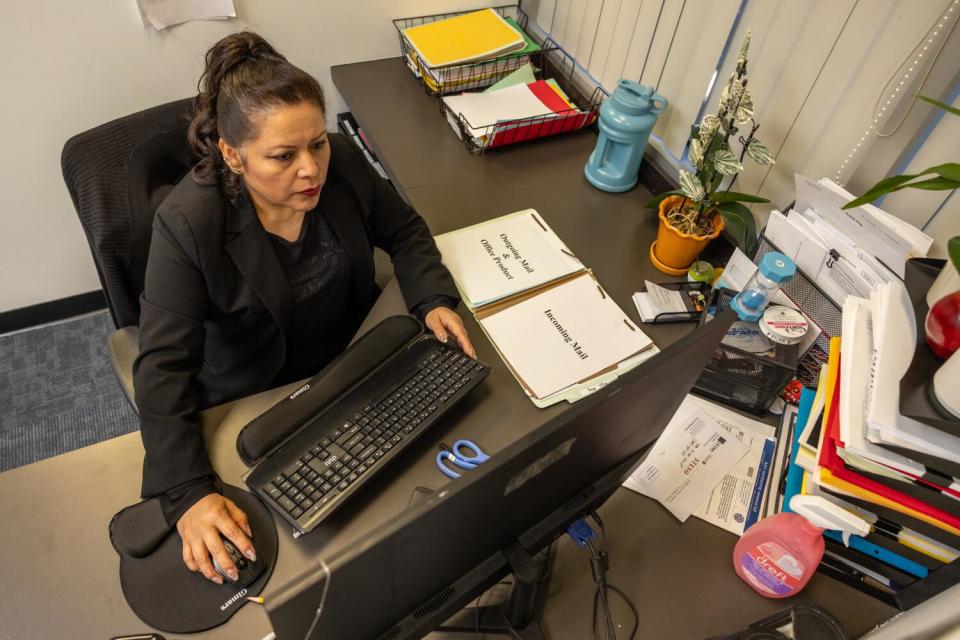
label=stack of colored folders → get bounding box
[441,63,593,149]
[401,8,541,94]
[780,281,960,608]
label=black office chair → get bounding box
[61,98,196,411]
[62,99,396,412]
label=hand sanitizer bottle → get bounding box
[733,495,871,598]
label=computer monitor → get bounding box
[266,310,736,640]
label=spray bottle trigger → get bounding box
[789,495,872,547]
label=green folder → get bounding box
[504,17,542,56]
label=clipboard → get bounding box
[436,210,658,408]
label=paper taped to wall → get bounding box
[137,0,236,30]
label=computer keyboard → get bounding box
[252,340,490,534]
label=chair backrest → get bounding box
[62,98,196,329]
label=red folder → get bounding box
[818,357,960,533]
[527,80,572,113]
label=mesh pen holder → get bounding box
[693,288,799,414]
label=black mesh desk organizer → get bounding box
[691,231,846,411]
[753,232,840,388]
[692,288,799,414]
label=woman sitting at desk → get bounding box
[134,31,475,584]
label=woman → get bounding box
[133,31,474,585]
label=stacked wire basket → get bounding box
[394,5,607,153]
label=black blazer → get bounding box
[134,133,458,499]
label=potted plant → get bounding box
[645,32,774,275]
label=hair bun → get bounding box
[233,31,282,62]
[203,31,284,92]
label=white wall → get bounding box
[0,0,487,313]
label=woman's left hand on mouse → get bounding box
[425,307,476,359]
[176,493,255,584]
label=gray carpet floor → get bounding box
[0,310,138,472]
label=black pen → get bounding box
[821,551,902,594]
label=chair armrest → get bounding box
[108,326,140,415]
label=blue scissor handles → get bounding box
[435,439,490,479]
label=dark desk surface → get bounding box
[0,58,895,640]
[331,57,897,639]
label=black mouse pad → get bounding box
[109,484,278,634]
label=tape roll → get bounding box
[760,306,808,346]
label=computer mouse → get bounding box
[211,535,266,588]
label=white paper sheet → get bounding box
[479,273,652,399]
[818,179,933,256]
[137,0,235,30]
[442,83,556,138]
[435,210,582,307]
[866,282,960,462]
[632,281,687,322]
[841,297,930,476]
[687,396,777,535]
[623,397,751,522]
[794,174,916,278]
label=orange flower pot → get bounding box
[650,195,725,276]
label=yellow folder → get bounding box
[403,8,525,68]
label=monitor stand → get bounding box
[436,542,551,639]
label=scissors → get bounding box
[435,439,490,479]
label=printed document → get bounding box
[794,174,916,278]
[623,397,750,522]
[137,0,235,30]
[435,210,582,307]
[688,396,777,535]
[479,273,652,399]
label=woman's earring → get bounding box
[229,164,244,175]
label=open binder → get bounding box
[435,209,658,408]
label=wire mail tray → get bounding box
[693,288,799,414]
[440,46,606,154]
[752,232,842,388]
[394,5,557,96]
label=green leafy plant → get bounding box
[950,235,960,274]
[645,32,772,254]
[843,96,959,210]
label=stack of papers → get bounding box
[623,395,777,535]
[442,67,589,145]
[435,209,657,407]
[402,10,540,93]
[403,9,525,67]
[780,387,960,599]
[768,175,933,302]
[792,319,960,541]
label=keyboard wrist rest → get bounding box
[236,315,423,465]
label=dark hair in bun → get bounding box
[187,31,326,204]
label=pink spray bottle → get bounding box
[733,495,872,598]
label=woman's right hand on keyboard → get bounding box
[177,493,255,583]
